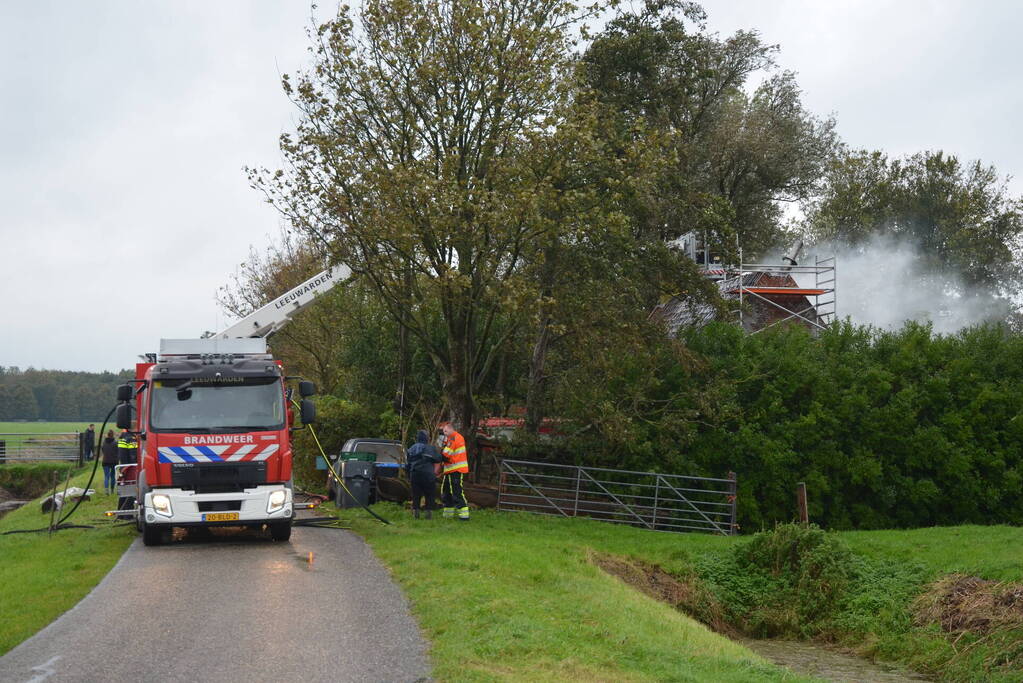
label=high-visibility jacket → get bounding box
[442,430,469,474]
[117,435,137,450]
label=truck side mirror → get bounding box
[300,399,316,425]
[299,381,316,398]
[116,404,133,430]
[116,384,133,402]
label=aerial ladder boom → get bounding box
[212,265,351,340]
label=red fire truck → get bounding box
[114,266,348,545]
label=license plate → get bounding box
[203,512,239,522]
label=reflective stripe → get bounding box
[156,443,278,464]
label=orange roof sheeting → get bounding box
[726,287,828,296]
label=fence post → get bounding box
[573,467,581,517]
[47,471,60,535]
[652,476,660,530]
[728,471,738,535]
[77,432,84,467]
[497,465,506,510]
[796,482,809,526]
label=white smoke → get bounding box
[797,233,1011,334]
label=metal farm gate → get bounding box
[0,433,82,464]
[498,459,738,535]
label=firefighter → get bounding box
[117,429,137,465]
[115,430,139,511]
[439,422,470,521]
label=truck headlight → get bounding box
[152,493,172,518]
[267,489,288,514]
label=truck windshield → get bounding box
[150,378,284,432]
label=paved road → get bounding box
[0,524,430,682]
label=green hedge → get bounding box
[0,463,76,497]
[506,320,1023,530]
[676,321,1023,529]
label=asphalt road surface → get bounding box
[0,523,430,682]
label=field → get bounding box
[0,422,100,437]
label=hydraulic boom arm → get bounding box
[213,265,351,340]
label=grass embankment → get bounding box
[0,465,135,655]
[337,505,1022,682]
[338,505,808,682]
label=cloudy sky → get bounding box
[1,1,1020,373]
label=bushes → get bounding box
[676,321,1023,530]
[0,463,76,497]
[698,524,857,638]
[290,396,397,490]
[496,319,1023,530]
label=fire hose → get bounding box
[293,401,391,526]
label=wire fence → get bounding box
[497,459,737,536]
[0,433,83,463]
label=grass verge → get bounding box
[337,504,811,682]
[336,505,1022,682]
[0,465,135,655]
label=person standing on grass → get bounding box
[439,422,470,521]
[405,429,442,519]
[82,424,96,461]
[101,429,118,494]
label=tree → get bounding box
[31,380,56,420]
[251,0,617,452]
[52,387,79,422]
[0,386,14,420]
[583,0,837,256]
[11,384,37,421]
[806,149,1023,297]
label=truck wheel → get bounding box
[142,522,163,546]
[269,522,292,542]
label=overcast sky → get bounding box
[1,1,1020,373]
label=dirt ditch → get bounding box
[590,551,735,636]
[592,551,930,682]
[0,486,31,519]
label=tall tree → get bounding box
[806,149,1023,296]
[52,387,79,422]
[11,384,37,421]
[583,0,837,256]
[0,386,14,420]
[251,0,616,449]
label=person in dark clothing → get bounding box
[100,430,118,495]
[405,429,442,519]
[82,424,96,461]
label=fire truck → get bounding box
[114,266,349,545]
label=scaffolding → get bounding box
[733,255,836,334]
[661,232,838,335]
